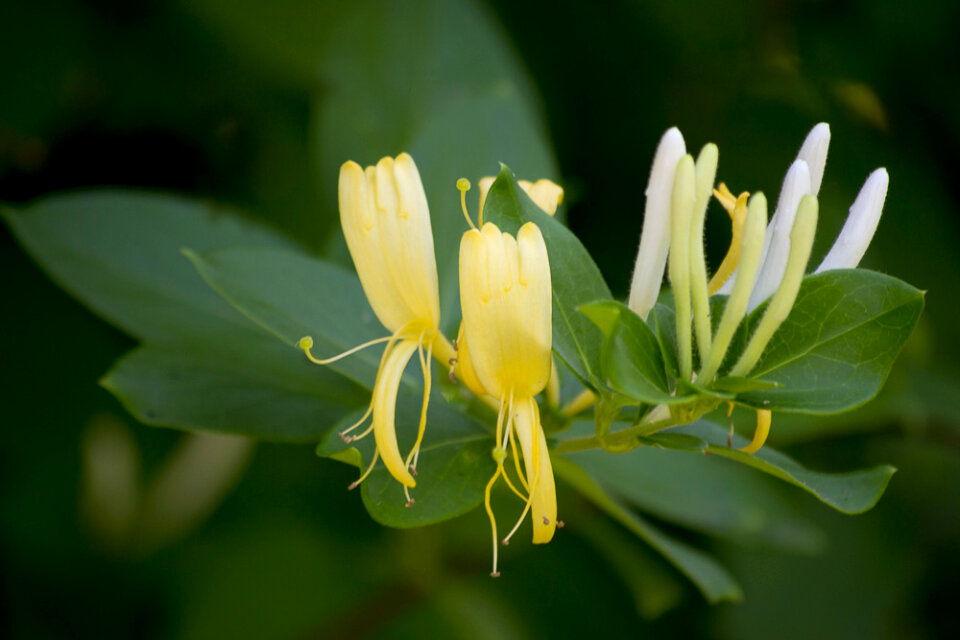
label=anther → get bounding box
[339,432,353,443]
[405,499,415,508]
[490,572,501,578]
[347,481,359,490]
[409,465,418,477]
[542,516,550,525]
[452,338,458,351]
[556,520,565,528]
[501,538,509,546]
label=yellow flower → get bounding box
[455,176,563,404]
[299,153,455,504]
[459,220,557,576]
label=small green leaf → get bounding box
[481,167,612,386]
[318,390,495,527]
[101,336,368,442]
[2,191,297,343]
[581,300,690,405]
[185,247,386,388]
[734,270,924,413]
[678,421,896,514]
[554,457,743,604]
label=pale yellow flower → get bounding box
[459,220,557,576]
[299,153,454,504]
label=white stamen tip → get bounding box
[815,168,888,273]
[797,122,831,195]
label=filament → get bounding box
[484,466,503,577]
[457,177,477,230]
[348,449,380,490]
[299,335,393,365]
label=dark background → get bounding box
[3,0,960,637]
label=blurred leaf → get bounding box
[318,393,494,528]
[313,0,558,332]
[102,339,367,442]
[185,247,385,388]
[567,445,825,553]
[573,512,685,619]
[679,421,896,514]
[2,191,297,343]
[554,457,743,604]
[581,299,691,404]
[735,270,924,414]
[482,167,612,385]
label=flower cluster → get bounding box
[628,123,887,451]
[299,122,889,574]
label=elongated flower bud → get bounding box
[731,195,819,377]
[815,168,888,273]
[628,127,687,319]
[698,193,768,383]
[748,160,812,311]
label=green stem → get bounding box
[552,416,679,454]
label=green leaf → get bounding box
[185,247,386,388]
[678,421,896,514]
[2,190,297,344]
[581,300,689,405]
[566,445,825,553]
[482,167,612,385]
[101,338,368,442]
[318,390,495,527]
[734,270,924,413]
[553,457,743,604]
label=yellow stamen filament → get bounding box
[741,409,772,454]
[707,186,751,295]
[457,177,477,230]
[339,403,373,442]
[348,449,380,490]
[484,465,503,577]
[508,421,529,493]
[298,335,393,365]
[404,335,434,476]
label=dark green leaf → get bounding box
[735,270,924,413]
[482,167,612,385]
[581,300,689,405]
[185,247,386,388]
[678,421,896,514]
[2,191,297,344]
[101,337,368,443]
[567,445,825,552]
[553,457,743,604]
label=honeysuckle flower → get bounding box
[459,219,556,577]
[298,153,455,503]
[456,176,564,406]
[814,167,888,273]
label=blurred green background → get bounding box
[3,0,959,637]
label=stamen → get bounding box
[339,402,373,441]
[484,465,504,577]
[741,409,772,454]
[299,335,392,365]
[508,421,529,493]
[403,334,433,476]
[457,177,477,230]
[403,484,415,507]
[348,450,380,490]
